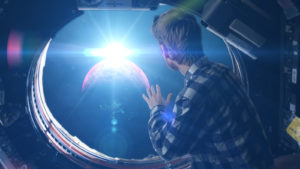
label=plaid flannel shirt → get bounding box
[148,57,274,169]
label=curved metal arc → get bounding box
[26,40,193,169]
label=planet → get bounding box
[78,58,155,158]
[82,59,150,91]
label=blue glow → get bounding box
[161,111,175,123]
[112,126,117,133]
[111,118,118,125]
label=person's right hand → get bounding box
[142,84,172,110]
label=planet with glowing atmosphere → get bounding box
[79,58,153,158]
[82,59,150,92]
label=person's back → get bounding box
[178,58,273,168]
[142,8,274,169]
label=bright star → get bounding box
[85,42,132,60]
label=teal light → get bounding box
[111,118,118,126]
[112,126,117,133]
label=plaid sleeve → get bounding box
[148,82,220,161]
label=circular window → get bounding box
[26,4,231,168]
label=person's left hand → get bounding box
[142,84,172,110]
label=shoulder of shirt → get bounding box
[179,62,231,100]
[188,61,229,82]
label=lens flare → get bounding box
[7,30,23,68]
[85,42,132,60]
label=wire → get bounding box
[224,40,250,95]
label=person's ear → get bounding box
[160,44,169,59]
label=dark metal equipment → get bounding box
[279,9,300,153]
[77,0,159,10]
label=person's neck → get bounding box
[178,64,190,76]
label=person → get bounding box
[142,8,274,169]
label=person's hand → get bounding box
[142,84,172,110]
